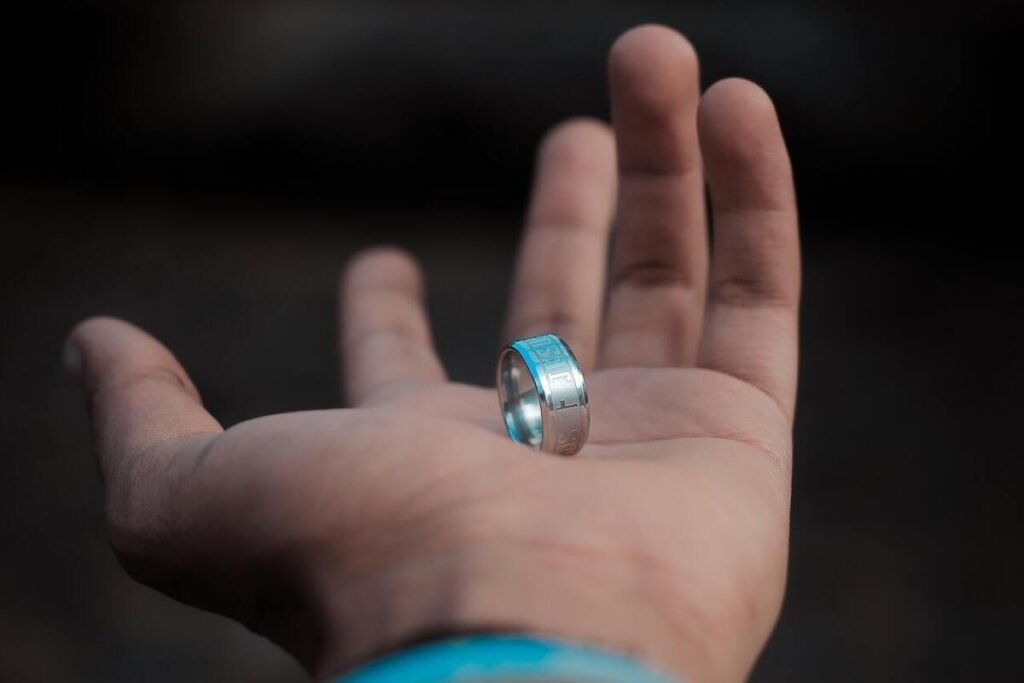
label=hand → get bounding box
[67,25,799,683]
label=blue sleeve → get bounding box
[333,635,678,683]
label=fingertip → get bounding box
[610,24,698,72]
[609,25,699,108]
[608,25,701,176]
[339,246,445,402]
[540,118,614,155]
[343,246,425,298]
[65,316,197,397]
[530,118,617,230]
[699,78,786,167]
[702,76,774,108]
[65,316,134,385]
[537,118,615,172]
[68,315,133,344]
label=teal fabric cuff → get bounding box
[333,635,677,683]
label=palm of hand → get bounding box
[70,26,799,683]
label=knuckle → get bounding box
[97,365,200,403]
[710,272,797,310]
[612,257,693,289]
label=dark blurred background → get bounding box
[1,1,1021,681]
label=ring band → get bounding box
[497,334,590,456]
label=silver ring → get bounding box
[497,334,590,456]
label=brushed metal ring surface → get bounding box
[497,334,590,456]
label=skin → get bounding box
[66,25,799,683]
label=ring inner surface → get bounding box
[501,350,543,448]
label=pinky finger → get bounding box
[340,247,447,405]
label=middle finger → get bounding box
[600,25,708,369]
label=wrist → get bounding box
[308,535,713,683]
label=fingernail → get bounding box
[62,338,83,379]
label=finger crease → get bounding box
[612,259,700,289]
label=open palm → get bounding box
[69,26,799,683]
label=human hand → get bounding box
[66,25,799,683]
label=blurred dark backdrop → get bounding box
[1,1,1021,681]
